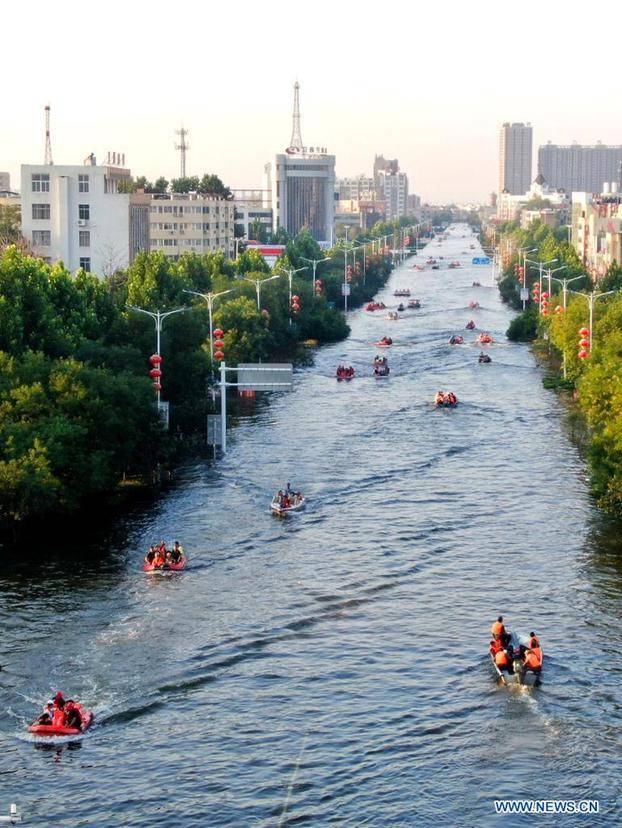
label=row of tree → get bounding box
[493,218,622,512]
[118,173,231,198]
[0,227,397,532]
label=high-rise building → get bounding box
[499,122,533,195]
[379,170,408,220]
[538,142,622,195]
[266,82,335,244]
[0,172,10,193]
[21,156,149,275]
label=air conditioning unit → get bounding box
[78,219,87,227]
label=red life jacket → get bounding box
[494,649,509,668]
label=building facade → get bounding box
[538,142,622,196]
[21,160,146,275]
[379,170,409,220]
[335,175,377,201]
[0,172,10,193]
[148,192,234,259]
[499,122,533,195]
[571,188,622,279]
[497,174,569,222]
[268,150,335,244]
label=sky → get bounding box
[2,0,622,203]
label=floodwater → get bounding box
[1,225,621,826]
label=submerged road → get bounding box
[1,224,621,826]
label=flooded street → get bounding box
[1,225,620,826]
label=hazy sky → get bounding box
[2,0,621,203]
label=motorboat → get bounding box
[449,335,464,345]
[491,631,542,687]
[271,492,306,516]
[478,352,492,364]
[375,337,393,347]
[393,289,411,297]
[434,392,458,407]
[468,301,480,309]
[448,261,461,268]
[386,311,399,321]
[472,281,481,287]
[373,356,390,377]
[465,320,476,330]
[476,333,493,344]
[407,299,421,309]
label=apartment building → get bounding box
[572,187,622,278]
[499,122,533,196]
[539,142,622,195]
[148,192,234,259]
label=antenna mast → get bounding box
[290,81,303,150]
[175,127,189,178]
[44,105,53,165]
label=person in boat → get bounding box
[52,698,66,728]
[434,391,444,406]
[145,546,156,566]
[493,646,511,674]
[64,701,82,730]
[445,392,457,406]
[37,700,55,726]
[153,546,167,569]
[491,616,505,640]
[170,542,184,564]
[529,632,539,649]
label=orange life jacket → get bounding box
[491,621,505,638]
[529,636,540,649]
[494,649,509,668]
[154,553,165,567]
[525,647,542,669]
[490,639,503,655]
[52,708,65,728]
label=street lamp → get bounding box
[542,265,567,303]
[300,256,331,293]
[183,287,236,361]
[525,258,557,311]
[549,273,586,310]
[126,304,191,406]
[242,273,281,310]
[517,247,537,308]
[568,288,617,355]
[279,266,308,323]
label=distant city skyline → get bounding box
[2,1,622,203]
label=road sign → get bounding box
[520,288,529,301]
[207,414,222,445]
[341,284,351,296]
[157,401,169,430]
[472,256,491,265]
[236,363,293,391]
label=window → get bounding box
[32,230,51,246]
[79,257,91,272]
[32,203,50,220]
[79,204,90,220]
[78,174,89,193]
[32,173,50,192]
[79,230,90,247]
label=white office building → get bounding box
[21,157,148,275]
[268,150,335,244]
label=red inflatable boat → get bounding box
[142,558,186,572]
[29,708,93,737]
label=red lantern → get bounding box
[149,354,162,366]
[213,328,224,339]
[578,350,589,359]
[541,292,549,299]
[153,382,162,392]
[213,339,225,349]
[261,309,270,318]
[555,305,563,314]
[579,339,590,348]
[579,327,590,337]
[292,303,301,312]
[214,350,225,361]
[149,368,162,379]
[292,295,300,303]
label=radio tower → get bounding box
[44,104,53,165]
[175,127,189,178]
[290,81,303,150]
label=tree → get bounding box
[0,205,23,249]
[198,174,232,199]
[249,218,268,243]
[171,176,200,193]
[152,176,169,194]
